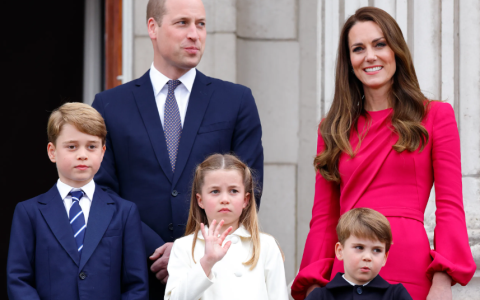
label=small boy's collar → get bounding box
[327,273,390,290]
[56,179,95,202]
[342,274,371,286]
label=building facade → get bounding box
[87,0,480,298]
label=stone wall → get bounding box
[132,0,480,298]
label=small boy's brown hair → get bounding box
[336,208,393,252]
[47,102,107,145]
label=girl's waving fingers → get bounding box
[218,225,233,245]
[209,219,217,237]
[222,240,232,254]
[214,219,225,242]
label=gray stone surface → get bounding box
[413,0,441,99]
[459,0,480,176]
[297,0,319,269]
[237,0,297,39]
[133,36,153,79]
[197,33,236,82]
[259,164,297,283]
[205,0,236,33]
[453,277,480,300]
[237,39,300,164]
[134,0,149,36]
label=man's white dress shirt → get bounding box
[149,63,196,127]
[56,179,95,225]
[165,225,289,300]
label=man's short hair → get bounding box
[336,208,393,252]
[47,102,107,145]
[147,0,167,25]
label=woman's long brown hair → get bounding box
[314,6,429,182]
[184,154,261,270]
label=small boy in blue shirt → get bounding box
[7,103,149,300]
[306,208,412,300]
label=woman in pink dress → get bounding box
[291,7,475,300]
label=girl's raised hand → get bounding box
[199,219,233,277]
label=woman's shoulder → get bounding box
[426,100,455,116]
[424,100,455,124]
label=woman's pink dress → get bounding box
[291,102,476,300]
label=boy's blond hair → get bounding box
[47,102,107,145]
[336,208,393,252]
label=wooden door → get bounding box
[105,0,122,89]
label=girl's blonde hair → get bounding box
[184,154,261,270]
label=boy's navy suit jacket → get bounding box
[7,184,149,300]
[305,273,412,300]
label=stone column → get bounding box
[236,0,300,284]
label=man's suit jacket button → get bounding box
[171,190,178,197]
[169,223,174,231]
[79,272,87,280]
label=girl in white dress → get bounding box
[164,154,289,300]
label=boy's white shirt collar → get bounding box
[150,63,196,97]
[197,224,251,240]
[56,179,95,202]
[342,274,371,286]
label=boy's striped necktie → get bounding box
[69,190,86,256]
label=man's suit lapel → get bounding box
[79,186,115,271]
[38,185,80,266]
[133,71,174,182]
[173,71,213,186]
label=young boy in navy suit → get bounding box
[305,208,412,300]
[7,103,149,300]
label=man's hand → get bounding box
[149,242,174,284]
[426,272,452,300]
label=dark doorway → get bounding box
[2,1,85,297]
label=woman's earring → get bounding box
[351,68,355,74]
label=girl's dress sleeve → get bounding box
[164,239,215,300]
[426,102,476,284]
[263,235,289,300]
[291,132,341,300]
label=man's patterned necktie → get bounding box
[164,80,182,172]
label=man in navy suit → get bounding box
[92,0,263,298]
[7,103,148,300]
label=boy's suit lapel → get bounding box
[173,71,213,186]
[38,185,80,266]
[79,186,115,271]
[133,71,174,182]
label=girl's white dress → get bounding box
[164,225,289,300]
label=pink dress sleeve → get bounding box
[426,102,476,285]
[291,131,340,300]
